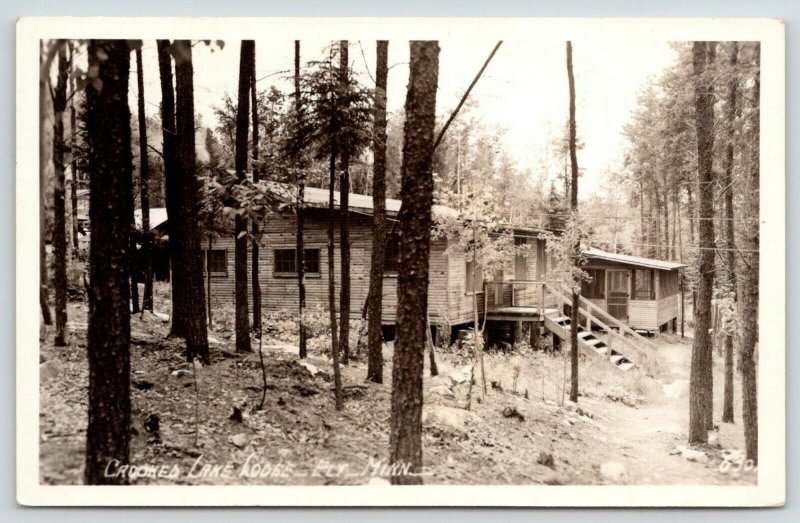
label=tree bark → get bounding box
[136,47,154,312]
[338,40,351,365]
[40,42,53,326]
[53,41,69,346]
[69,46,80,254]
[566,41,580,403]
[722,42,738,424]
[84,39,132,485]
[390,40,439,485]
[295,41,308,359]
[250,43,262,335]
[234,40,253,352]
[689,41,716,443]
[157,39,187,338]
[174,40,210,363]
[367,40,389,383]
[328,142,342,409]
[738,42,759,464]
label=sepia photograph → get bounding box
[16,16,785,506]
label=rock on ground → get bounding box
[600,461,628,483]
[422,406,480,432]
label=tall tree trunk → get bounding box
[722,42,739,424]
[367,40,388,383]
[234,40,253,352]
[53,42,69,346]
[39,42,53,326]
[390,40,439,485]
[136,48,154,312]
[338,40,351,365]
[738,42,759,464]
[173,39,210,363]
[157,39,187,338]
[69,47,80,255]
[689,41,716,443]
[328,143,342,409]
[84,39,132,485]
[250,42,262,336]
[295,41,308,359]
[566,41,580,404]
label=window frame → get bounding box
[632,269,655,300]
[383,232,401,276]
[204,249,228,277]
[273,247,321,278]
[465,259,484,295]
[581,268,606,299]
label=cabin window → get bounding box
[466,259,484,293]
[659,270,679,297]
[632,269,655,300]
[581,269,605,299]
[384,232,401,274]
[273,248,320,277]
[204,249,227,276]
[514,237,528,279]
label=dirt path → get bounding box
[576,337,756,485]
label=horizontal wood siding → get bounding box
[204,210,448,324]
[657,294,679,326]
[628,300,658,330]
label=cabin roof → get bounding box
[266,182,459,220]
[266,182,551,238]
[134,207,169,230]
[583,248,688,271]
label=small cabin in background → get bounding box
[580,248,687,332]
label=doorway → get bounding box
[607,270,629,321]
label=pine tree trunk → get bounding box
[84,39,132,485]
[689,41,716,443]
[53,42,69,346]
[738,42,759,464]
[250,43,262,336]
[174,40,210,363]
[69,53,80,254]
[338,40,351,365]
[136,48,154,312]
[566,41,580,403]
[157,39,187,338]
[367,40,388,383]
[40,42,54,327]
[328,144,342,407]
[390,41,439,485]
[722,42,739,424]
[234,40,253,352]
[295,41,308,359]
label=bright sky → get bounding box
[131,37,678,198]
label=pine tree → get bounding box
[689,41,716,444]
[52,41,69,346]
[84,39,133,485]
[250,43,262,335]
[338,40,352,365]
[234,40,254,352]
[136,47,154,312]
[390,40,440,485]
[566,41,580,403]
[367,40,389,383]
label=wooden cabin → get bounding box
[580,248,687,332]
[198,184,552,334]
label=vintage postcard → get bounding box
[16,17,785,506]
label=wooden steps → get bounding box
[543,312,636,372]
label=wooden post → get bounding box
[530,322,540,349]
[680,272,685,339]
[514,321,523,345]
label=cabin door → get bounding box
[607,270,629,321]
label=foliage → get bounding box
[542,213,590,292]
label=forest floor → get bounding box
[39,285,757,486]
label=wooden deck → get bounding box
[485,306,559,322]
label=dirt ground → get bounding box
[38,286,757,486]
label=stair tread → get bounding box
[584,339,602,346]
